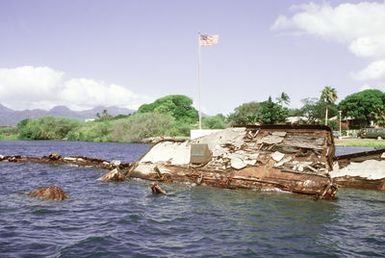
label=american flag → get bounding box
[199,34,219,46]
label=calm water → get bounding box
[0,141,384,257]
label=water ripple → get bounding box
[1,141,385,257]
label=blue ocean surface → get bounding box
[0,141,384,257]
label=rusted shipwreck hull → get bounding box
[0,153,131,171]
[332,149,385,191]
[132,125,338,199]
[0,125,339,199]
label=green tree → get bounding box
[276,92,290,106]
[299,98,338,125]
[137,95,198,124]
[67,120,113,142]
[17,119,33,139]
[111,112,175,142]
[228,96,289,126]
[288,108,302,117]
[0,127,18,140]
[203,114,228,129]
[66,112,177,143]
[17,116,81,140]
[227,101,262,126]
[113,114,131,120]
[96,109,113,121]
[374,106,385,126]
[320,86,337,126]
[300,98,326,124]
[338,89,385,126]
[260,97,289,124]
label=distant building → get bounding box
[340,117,370,130]
[286,116,308,124]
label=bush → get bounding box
[15,112,190,143]
[110,112,176,142]
[17,117,81,140]
[0,127,18,140]
[203,114,228,129]
[66,121,112,142]
[137,95,198,125]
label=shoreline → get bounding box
[335,138,385,148]
[3,137,385,148]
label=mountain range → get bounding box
[0,104,134,126]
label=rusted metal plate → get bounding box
[333,176,385,191]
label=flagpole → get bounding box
[197,32,202,130]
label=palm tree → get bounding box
[96,109,113,121]
[276,92,290,106]
[320,86,337,126]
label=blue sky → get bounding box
[1,0,385,114]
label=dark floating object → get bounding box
[48,152,61,161]
[151,182,167,195]
[98,168,126,182]
[26,186,68,201]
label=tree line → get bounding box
[9,88,385,142]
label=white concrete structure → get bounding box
[331,160,385,180]
[190,129,223,140]
[140,141,191,165]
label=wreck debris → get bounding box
[132,125,338,199]
[151,182,166,194]
[196,125,334,174]
[1,125,354,199]
[272,131,287,137]
[98,168,126,182]
[274,156,292,168]
[230,157,247,170]
[110,160,122,167]
[333,149,385,190]
[332,160,385,179]
[0,154,131,171]
[48,152,61,161]
[190,144,212,165]
[141,136,188,144]
[26,186,68,201]
[271,151,285,162]
[140,141,190,165]
[196,174,204,185]
[258,134,284,145]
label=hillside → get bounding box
[0,104,134,126]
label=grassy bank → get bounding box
[335,138,385,148]
[0,127,18,140]
[4,112,194,143]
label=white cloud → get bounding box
[359,84,373,91]
[352,60,385,81]
[359,81,385,91]
[61,78,151,110]
[272,1,385,81]
[349,35,385,58]
[0,66,63,103]
[0,66,151,110]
